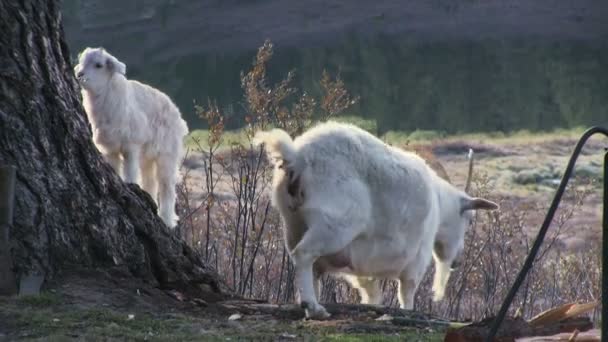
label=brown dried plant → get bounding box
[319,69,360,118]
[240,39,296,135]
[241,39,358,138]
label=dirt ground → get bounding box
[0,268,444,341]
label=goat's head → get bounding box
[443,189,499,269]
[444,149,499,269]
[74,47,126,92]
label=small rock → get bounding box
[19,274,45,296]
[513,167,560,185]
[513,169,540,184]
[575,164,601,179]
[540,178,561,187]
[167,290,186,301]
[279,332,297,339]
[191,298,208,307]
[52,318,60,322]
[127,314,135,320]
[183,156,204,169]
[375,314,393,321]
[228,313,242,321]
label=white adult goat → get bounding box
[74,47,188,228]
[254,121,498,319]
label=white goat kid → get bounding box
[254,122,498,319]
[74,47,188,228]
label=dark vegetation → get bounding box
[62,0,608,134]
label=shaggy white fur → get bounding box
[254,121,498,319]
[74,47,188,228]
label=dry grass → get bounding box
[186,117,588,151]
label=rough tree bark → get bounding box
[0,0,224,300]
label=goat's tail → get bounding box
[253,128,302,173]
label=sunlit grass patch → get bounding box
[186,122,587,151]
[185,128,251,150]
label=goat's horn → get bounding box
[464,148,474,193]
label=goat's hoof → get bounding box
[304,303,330,320]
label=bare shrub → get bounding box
[178,39,358,299]
[413,173,600,322]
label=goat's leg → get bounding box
[140,158,158,204]
[294,263,323,303]
[312,263,323,302]
[397,273,416,310]
[156,154,179,228]
[103,152,122,179]
[398,259,429,310]
[290,212,364,319]
[431,241,460,302]
[432,258,453,302]
[291,248,325,319]
[357,277,383,305]
[122,146,141,184]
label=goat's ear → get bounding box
[106,55,126,75]
[461,197,499,213]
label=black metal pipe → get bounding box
[0,165,16,228]
[603,150,607,342]
[485,126,608,341]
[0,165,17,295]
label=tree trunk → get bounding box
[0,0,224,301]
